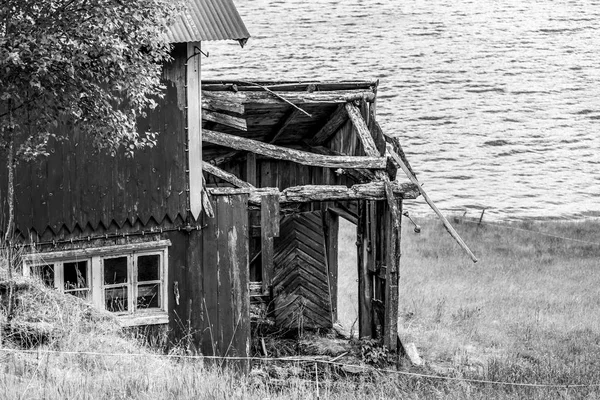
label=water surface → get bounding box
[202,0,600,220]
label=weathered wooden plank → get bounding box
[357,201,373,338]
[202,97,245,115]
[201,197,219,355]
[246,152,257,186]
[345,103,380,157]
[202,89,375,106]
[203,129,387,170]
[310,104,348,145]
[387,144,478,263]
[261,194,280,294]
[307,145,375,183]
[384,198,401,351]
[208,181,419,204]
[216,196,231,357]
[202,109,248,131]
[202,80,377,92]
[188,42,203,220]
[324,211,339,322]
[202,161,254,189]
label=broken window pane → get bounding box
[67,290,89,300]
[31,264,55,288]
[105,287,128,312]
[137,283,160,309]
[104,257,128,285]
[64,261,88,290]
[137,255,160,282]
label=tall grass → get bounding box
[1,218,600,399]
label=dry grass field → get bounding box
[1,216,600,399]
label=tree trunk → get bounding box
[4,101,16,329]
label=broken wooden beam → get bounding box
[387,144,479,263]
[202,80,378,92]
[207,181,419,204]
[203,129,387,170]
[203,90,376,107]
[202,110,247,131]
[201,161,254,189]
[202,97,245,115]
[345,103,381,157]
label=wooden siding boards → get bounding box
[273,212,332,330]
[199,195,249,358]
[6,44,189,238]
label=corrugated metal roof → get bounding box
[166,0,250,45]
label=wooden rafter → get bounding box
[310,104,348,145]
[266,108,300,144]
[203,129,387,170]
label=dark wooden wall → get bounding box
[3,44,190,240]
[192,194,250,358]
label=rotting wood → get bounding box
[202,90,376,107]
[305,145,375,182]
[310,105,348,145]
[345,103,380,157]
[202,109,248,131]
[202,80,378,92]
[202,97,245,115]
[201,161,254,189]
[208,181,418,204]
[203,129,387,170]
[387,144,479,263]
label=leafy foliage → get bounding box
[0,0,181,159]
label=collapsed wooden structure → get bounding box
[200,80,421,351]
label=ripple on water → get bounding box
[202,0,600,220]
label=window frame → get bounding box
[23,240,171,327]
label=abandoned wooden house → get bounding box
[0,0,480,361]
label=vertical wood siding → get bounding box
[196,194,250,358]
[6,44,190,238]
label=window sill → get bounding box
[118,311,169,327]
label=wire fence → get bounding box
[0,347,599,390]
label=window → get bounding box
[30,260,91,300]
[24,240,170,326]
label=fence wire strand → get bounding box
[0,347,599,389]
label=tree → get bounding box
[0,0,180,319]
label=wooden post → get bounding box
[324,210,339,322]
[384,198,401,351]
[261,194,280,294]
[246,152,257,186]
[357,200,373,338]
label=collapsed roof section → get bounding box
[201,80,420,206]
